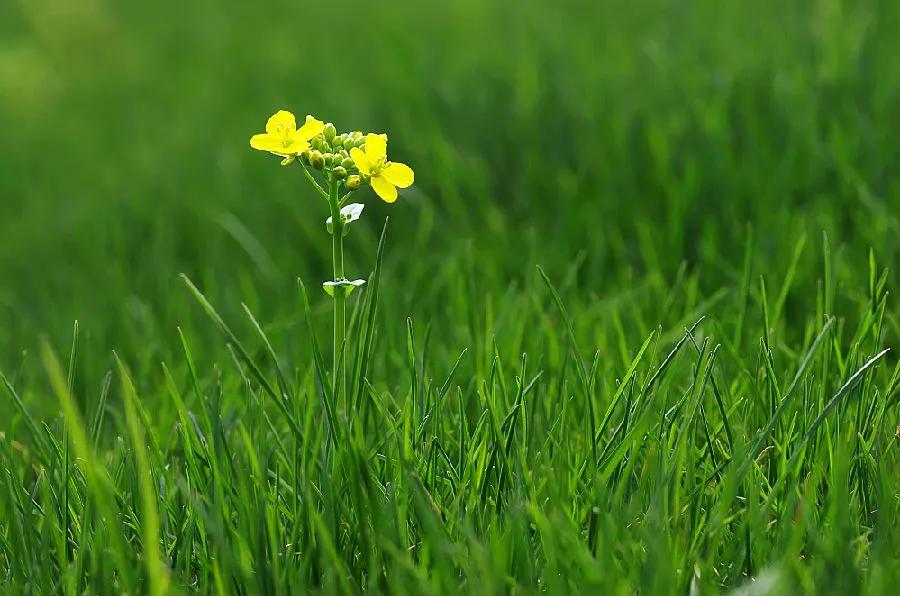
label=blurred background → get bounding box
[1,0,899,397]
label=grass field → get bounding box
[2,0,900,593]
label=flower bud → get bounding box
[323,153,334,167]
[323,123,336,142]
[343,137,355,151]
[280,155,295,166]
[299,150,311,165]
[310,150,324,170]
[346,175,362,190]
[333,166,348,179]
[337,149,349,160]
[353,136,366,148]
[340,157,354,170]
[332,133,346,149]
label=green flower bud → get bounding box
[310,150,324,170]
[333,166,348,179]
[354,136,366,148]
[340,157,354,170]
[343,137,355,151]
[323,123,336,141]
[337,149,349,160]
[351,131,363,141]
[333,133,346,148]
[346,174,362,190]
[299,150,311,165]
[323,153,334,167]
[280,155,295,166]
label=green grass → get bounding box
[2,0,900,593]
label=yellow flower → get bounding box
[350,133,414,203]
[250,110,324,157]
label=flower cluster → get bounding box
[249,108,415,402]
[250,110,414,204]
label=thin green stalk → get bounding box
[329,175,346,404]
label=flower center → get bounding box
[273,125,293,147]
[371,158,388,176]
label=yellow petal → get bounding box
[283,139,311,155]
[350,147,372,175]
[266,110,296,134]
[296,115,325,142]
[382,162,414,188]
[250,133,283,153]
[371,175,398,203]
[364,133,387,163]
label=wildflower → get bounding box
[246,110,415,405]
[350,134,414,203]
[250,110,325,157]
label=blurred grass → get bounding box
[2,0,898,362]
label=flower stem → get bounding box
[328,176,346,404]
[299,163,330,200]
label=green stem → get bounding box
[299,163,330,200]
[329,176,346,405]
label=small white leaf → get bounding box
[322,278,367,296]
[326,203,365,233]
